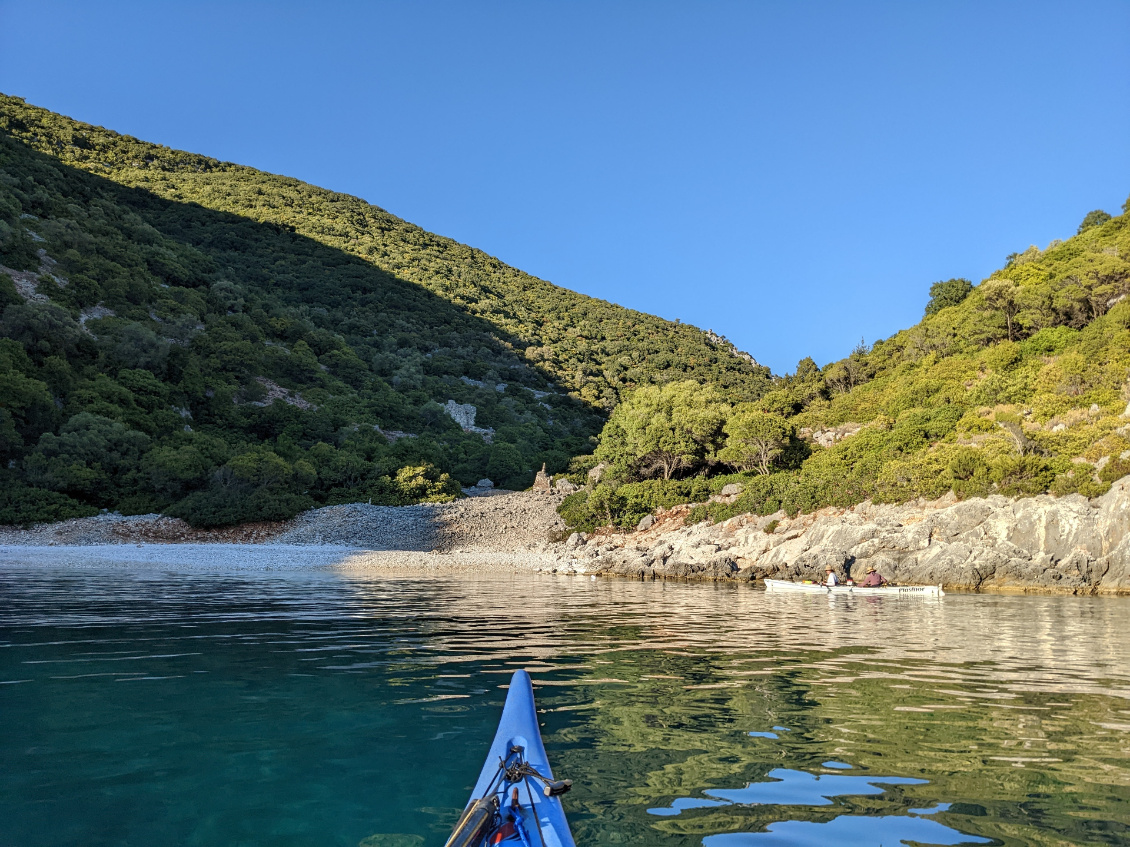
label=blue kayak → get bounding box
[445,670,576,847]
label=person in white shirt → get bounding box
[825,566,838,587]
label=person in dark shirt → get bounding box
[860,566,887,587]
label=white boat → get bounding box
[764,579,944,597]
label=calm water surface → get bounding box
[2,546,1128,846]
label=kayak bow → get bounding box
[445,670,576,847]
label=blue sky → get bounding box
[1,1,1127,374]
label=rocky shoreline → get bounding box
[2,477,1128,595]
[566,475,1130,595]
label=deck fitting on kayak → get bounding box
[444,670,576,847]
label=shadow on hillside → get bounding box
[1,132,598,432]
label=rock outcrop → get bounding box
[567,475,1130,594]
[443,400,495,441]
[532,463,553,492]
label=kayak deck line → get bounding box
[445,669,576,847]
[764,578,945,596]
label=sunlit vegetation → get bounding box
[0,94,769,526]
[560,199,1130,531]
[2,92,1126,533]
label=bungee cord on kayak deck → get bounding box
[445,671,576,847]
[446,742,573,847]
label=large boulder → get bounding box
[1096,475,1130,592]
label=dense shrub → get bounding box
[1100,456,1130,485]
[924,278,973,317]
[167,487,315,528]
[554,193,1130,531]
[0,477,98,526]
[0,94,774,526]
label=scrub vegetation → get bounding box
[560,199,1130,531]
[2,93,1127,532]
[0,94,770,526]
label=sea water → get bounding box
[1,546,1128,846]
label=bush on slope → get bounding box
[0,94,769,525]
[563,202,1130,530]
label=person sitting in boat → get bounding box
[824,566,838,587]
[860,565,887,587]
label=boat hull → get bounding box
[449,670,575,847]
[764,578,944,596]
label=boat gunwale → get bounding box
[763,578,944,596]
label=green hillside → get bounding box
[561,198,1130,530]
[0,93,770,526]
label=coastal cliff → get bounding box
[560,475,1130,594]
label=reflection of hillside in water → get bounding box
[3,558,1128,846]
[330,573,1130,845]
[335,572,1126,687]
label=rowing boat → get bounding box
[445,670,575,847]
[764,578,944,596]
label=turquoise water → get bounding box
[2,547,1129,846]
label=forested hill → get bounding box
[0,93,770,526]
[559,196,1130,532]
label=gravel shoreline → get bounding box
[0,543,589,576]
[0,489,567,550]
[0,490,590,576]
[3,480,1129,593]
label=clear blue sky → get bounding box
[2,1,1128,374]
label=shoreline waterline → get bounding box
[2,474,1129,594]
[2,542,1129,596]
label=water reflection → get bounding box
[1,551,1128,846]
[703,813,993,846]
[648,766,926,814]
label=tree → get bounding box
[994,412,1037,456]
[0,366,57,459]
[142,445,212,499]
[594,381,728,480]
[794,357,819,380]
[393,464,461,502]
[978,278,1023,342]
[824,357,866,394]
[923,278,973,317]
[25,413,150,503]
[1077,209,1112,234]
[719,407,792,474]
[486,442,524,487]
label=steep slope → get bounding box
[562,199,1130,530]
[0,94,769,526]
